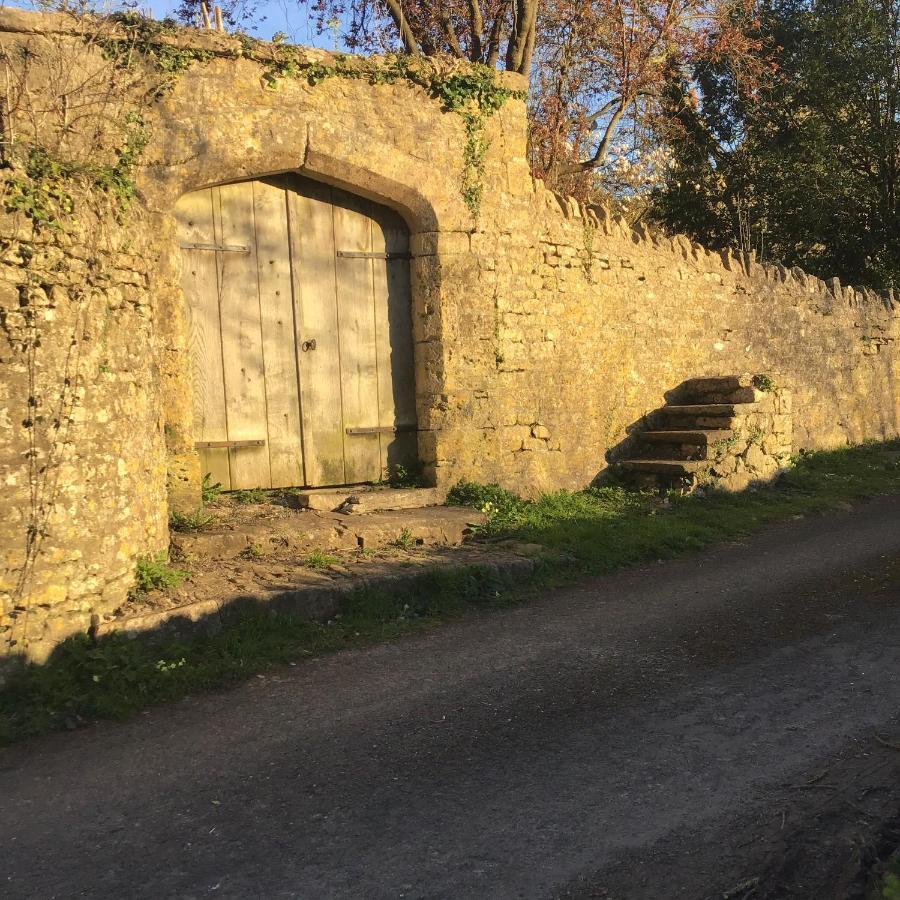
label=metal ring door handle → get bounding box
[301,339,317,352]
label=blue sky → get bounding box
[145,0,337,43]
[2,0,341,45]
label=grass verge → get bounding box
[1,440,898,746]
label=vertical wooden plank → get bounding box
[332,190,381,483]
[216,181,271,490]
[253,178,304,488]
[174,188,232,491]
[370,205,417,476]
[288,177,347,487]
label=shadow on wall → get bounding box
[600,378,705,473]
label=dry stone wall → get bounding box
[0,9,897,665]
[433,117,899,492]
[0,195,169,662]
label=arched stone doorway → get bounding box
[174,173,418,491]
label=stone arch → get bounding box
[131,60,472,506]
[151,162,445,506]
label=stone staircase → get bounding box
[618,375,793,492]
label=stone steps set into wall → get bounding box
[619,375,793,492]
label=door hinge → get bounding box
[335,250,411,260]
[180,242,251,253]
[345,425,417,436]
[195,439,265,449]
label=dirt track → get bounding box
[1,496,900,899]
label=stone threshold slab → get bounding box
[296,486,448,513]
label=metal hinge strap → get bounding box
[345,425,417,436]
[180,243,251,253]
[195,439,265,449]
[335,250,411,260]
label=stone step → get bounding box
[641,429,733,445]
[170,506,479,560]
[296,486,446,513]
[677,375,753,395]
[675,376,757,404]
[618,459,710,476]
[694,387,768,404]
[660,403,746,416]
[635,429,734,461]
[661,415,743,430]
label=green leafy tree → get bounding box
[651,0,900,289]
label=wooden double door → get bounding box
[175,174,417,491]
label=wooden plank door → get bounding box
[287,178,346,486]
[175,188,232,490]
[370,204,417,476]
[215,182,271,490]
[177,175,418,492]
[253,178,305,488]
[332,192,382,484]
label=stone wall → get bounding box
[0,188,169,661]
[443,107,898,492]
[0,9,897,664]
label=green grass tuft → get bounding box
[303,550,341,569]
[169,509,214,532]
[201,473,223,504]
[231,488,269,505]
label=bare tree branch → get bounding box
[560,97,632,173]
[440,11,465,57]
[485,7,508,67]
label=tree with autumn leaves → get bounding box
[651,0,899,289]
[192,0,765,201]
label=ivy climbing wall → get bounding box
[0,8,897,665]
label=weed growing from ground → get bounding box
[232,488,269,504]
[304,550,341,569]
[169,509,214,532]
[391,528,416,549]
[201,473,223,504]
[446,481,529,530]
[751,373,777,392]
[132,553,187,595]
